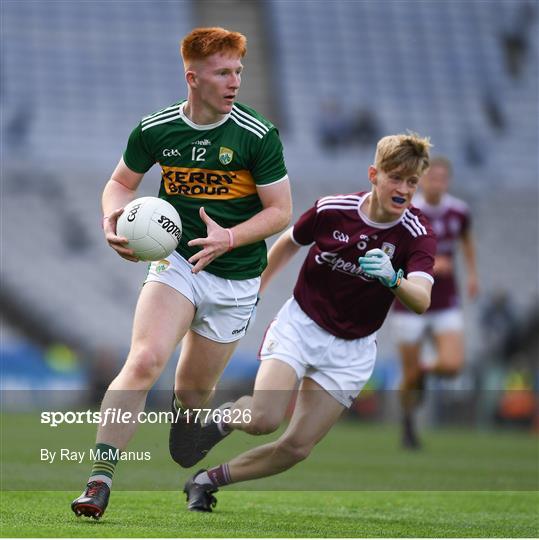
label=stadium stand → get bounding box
[1,0,537,383]
[269,0,538,188]
[2,1,194,167]
[1,1,195,354]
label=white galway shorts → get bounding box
[259,297,377,408]
[391,308,463,343]
[145,251,260,343]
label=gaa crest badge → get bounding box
[219,147,234,165]
[381,242,396,259]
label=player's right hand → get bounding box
[358,248,397,286]
[187,207,230,273]
[103,207,139,262]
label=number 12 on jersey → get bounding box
[192,147,206,161]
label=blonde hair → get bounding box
[181,27,247,68]
[374,133,432,176]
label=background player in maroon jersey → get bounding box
[182,133,437,512]
[392,156,479,449]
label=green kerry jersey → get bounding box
[123,100,288,280]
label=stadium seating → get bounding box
[1,0,537,376]
[269,0,538,188]
[2,1,193,167]
[1,1,195,353]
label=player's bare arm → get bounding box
[359,248,432,314]
[461,228,479,298]
[259,228,302,295]
[188,179,292,273]
[392,275,432,314]
[102,157,145,262]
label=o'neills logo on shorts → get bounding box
[314,251,375,281]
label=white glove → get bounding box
[358,248,401,287]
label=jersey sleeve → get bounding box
[251,128,288,186]
[291,205,317,246]
[405,233,437,283]
[460,208,472,236]
[122,123,156,174]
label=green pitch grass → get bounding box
[1,490,537,537]
[1,414,538,537]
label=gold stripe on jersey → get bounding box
[161,166,257,199]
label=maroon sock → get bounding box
[207,464,232,487]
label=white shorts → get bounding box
[392,308,463,343]
[145,251,260,343]
[259,297,377,408]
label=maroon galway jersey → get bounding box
[292,192,436,339]
[393,192,470,312]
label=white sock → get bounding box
[88,474,112,488]
[193,471,212,485]
[217,418,231,436]
[216,402,234,436]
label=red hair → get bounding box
[181,27,247,65]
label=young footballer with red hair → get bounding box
[72,27,291,519]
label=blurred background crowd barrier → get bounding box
[1,0,537,431]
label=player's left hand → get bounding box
[187,207,231,274]
[358,248,396,287]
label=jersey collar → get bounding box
[179,102,230,130]
[358,192,404,229]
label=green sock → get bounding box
[174,396,187,413]
[88,443,119,487]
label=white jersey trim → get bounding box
[230,109,267,137]
[317,194,360,213]
[402,210,428,237]
[357,193,402,229]
[142,110,179,128]
[319,194,361,204]
[256,174,289,187]
[317,204,359,213]
[232,105,269,134]
[142,104,180,123]
[141,113,182,132]
[229,114,264,139]
[178,102,230,131]
[401,220,418,238]
[407,271,434,284]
